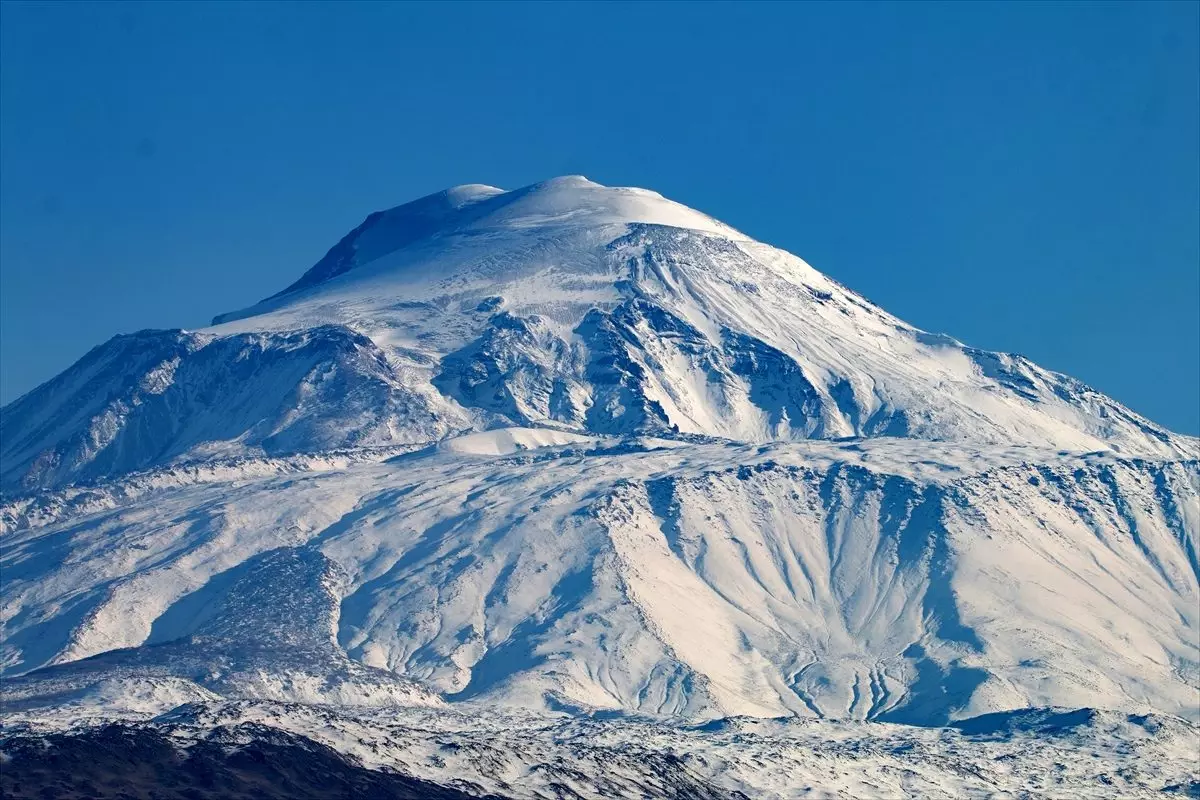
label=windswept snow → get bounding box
[3,437,1196,724]
[434,427,596,456]
[1,177,1197,797]
[3,178,1192,493]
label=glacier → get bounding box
[1,176,1197,798]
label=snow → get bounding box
[2,437,1195,724]
[434,427,596,456]
[4,700,1197,799]
[1,176,1197,797]
[5,178,1192,493]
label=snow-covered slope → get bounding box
[3,436,1196,725]
[0,326,454,492]
[1,177,1197,796]
[2,176,1191,493]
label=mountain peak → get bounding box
[5,178,1194,497]
[529,174,597,187]
[253,177,747,308]
[2,178,1197,755]
[473,175,744,239]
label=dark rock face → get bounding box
[0,724,500,800]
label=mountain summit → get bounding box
[1,180,1197,757]
[2,177,1191,493]
[259,176,747,301]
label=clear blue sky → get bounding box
[2,1,1197,433]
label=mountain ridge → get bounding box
[1,179,1196,757]
[3,178,1193,494]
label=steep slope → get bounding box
[1,176,1197,761]
[3,437,1196,724]
[2,177,1191,493]
[0,326,460,492]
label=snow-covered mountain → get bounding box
[2,177,1197,797]
[2,176,1190,493]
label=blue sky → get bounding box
[1,1,1197,433]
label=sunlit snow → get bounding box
[2,177,1196,797]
